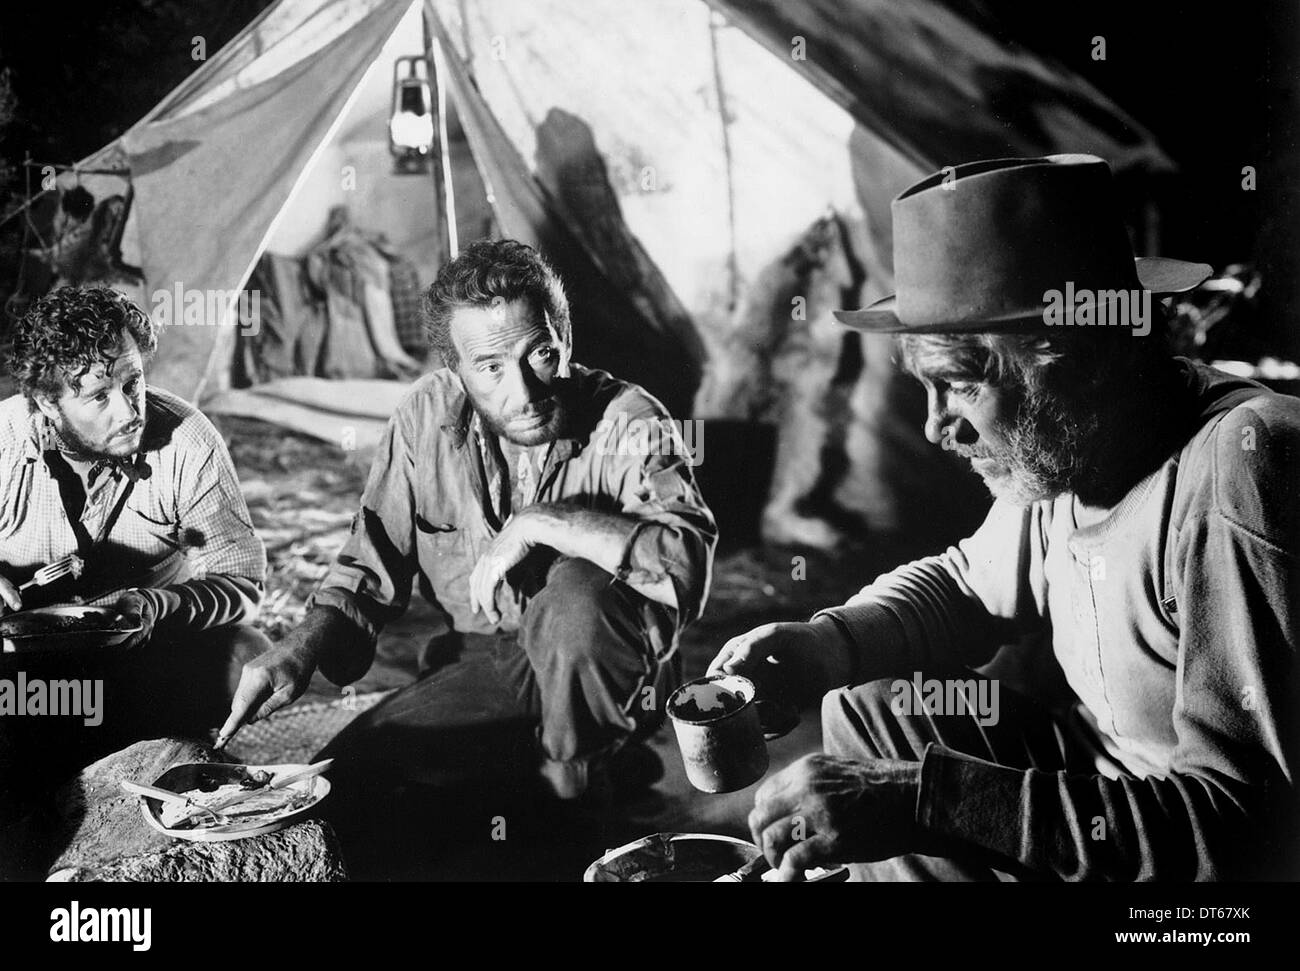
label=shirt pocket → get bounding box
[415,516,473,607]
[124,506,183,555]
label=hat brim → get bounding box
[1133,257,1215,294]
[834,257,1214,333]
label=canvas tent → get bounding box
[427,0,1170,350]
[38,0,1174,532]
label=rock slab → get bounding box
[47,738,346,882]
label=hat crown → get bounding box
[892,155,1142,327]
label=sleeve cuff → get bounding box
[614,519,661,584]
[134,586,182,624]
[916,743,1026,861]
[810,600,907,684]
[805,614,859,684]
[307,586,380,646]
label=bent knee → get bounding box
[820,679,896,727]
[524,558,649,667]
[820,679,898,758]
[528,558,628,630]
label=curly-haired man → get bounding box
[0,285,268,875]
[219,239,716,814]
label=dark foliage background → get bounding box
[0,0,274,316]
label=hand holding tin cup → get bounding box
[667,673,799,793]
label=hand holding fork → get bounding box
[1,554,85,613]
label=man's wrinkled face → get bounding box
[36,333,146,461]
[918,365,1086,505]
[450,297,571,447]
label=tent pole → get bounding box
[434,37,459,260]
[424,7,458,261]
[707,11,739,314]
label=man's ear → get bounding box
[33,392,61,425]
[557,338,572,379]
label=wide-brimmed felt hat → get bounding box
[834,154,1213,333]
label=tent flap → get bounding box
[120,0,415,401]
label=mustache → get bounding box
[505,398,559,421]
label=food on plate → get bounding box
[0,609,133,638]
[191,767,272,793]
[156,775,316,831]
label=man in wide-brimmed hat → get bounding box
[710,154,1300,880]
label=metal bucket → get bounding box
[666,674,768,793]
[584,832,761,882]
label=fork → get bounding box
[18,554,84,592]
[119,780,232,828]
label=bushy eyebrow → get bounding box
[917,365,985,385]
[470,336,555,365]
[75,374,110,396]
[76,365,143,397]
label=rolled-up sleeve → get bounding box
[309,408,418,647]
[600,397,717,634]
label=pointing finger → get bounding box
[253,683,297,723]
[219,668,270,742]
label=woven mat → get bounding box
[215,690,392,766]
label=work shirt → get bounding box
[0,388,265,629]
[815,360,1300,880]
[311,364,716,661]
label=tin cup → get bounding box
[666,674,769,793]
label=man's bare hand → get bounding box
[0,575,21,614]
[748,753,922,880]
[468,512,537,626]
[218,637,318,748]
[707,621,853,699]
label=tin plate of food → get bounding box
[129,761,332,842]
[583,832,849,882]
[0,606,141,653]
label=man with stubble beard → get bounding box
[710,155,1300,881]
[0,286,268,876]
[219,239,716,806]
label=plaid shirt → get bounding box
[0,387,265,629]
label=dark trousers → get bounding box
[821,670,1099,881]
[0,623,271,876]
[318,557,675,798]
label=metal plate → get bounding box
[135,762,331,843]
[0,605,141,654]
